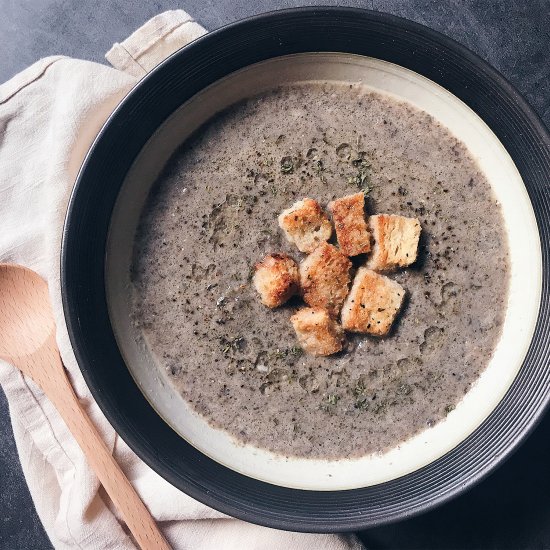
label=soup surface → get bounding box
[130,82,509,459]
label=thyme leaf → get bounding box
[280,156,294,174]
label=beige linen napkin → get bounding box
[0,9,363,550]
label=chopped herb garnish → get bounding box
[288,346,304,357]
[444,404,455,415]
[319,394,341,413]
[353,380,367,396]
[354,397,369,410]
[348,158,373,195]
[272,349,287,360]
[326,394,340,406]
[280,156,294,174]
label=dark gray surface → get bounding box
[0,1,548,549]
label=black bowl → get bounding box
[61,7,550,531]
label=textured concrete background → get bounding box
[0,1,549,548]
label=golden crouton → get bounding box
[253,253,299,308]
[366,214,421,271]
[341,268,405,336]
[299,242,352,316]
[328,192,371,256]
[278,198,332,253]
[290,307,344,356]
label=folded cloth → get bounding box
[0,9,364,550]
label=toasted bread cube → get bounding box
[341,268,405,336]
[253,253,299,308]
[366,214,421,272]
[278,198,332,253]
[328,192,371,256]
[290,307,344,356]
[299,242,352,317]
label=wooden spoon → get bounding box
[0,264,170,550]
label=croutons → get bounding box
[278,198,332,253]
[299,242,352,316]
[254,195,420,356]
[341,268,405,336]
[328,192,371,256]
[253,253,299,308]
[366,214,421,272]
[290,307,344,356]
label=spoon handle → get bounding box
[40,338,171,550]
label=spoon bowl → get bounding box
[0,265,54,360]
